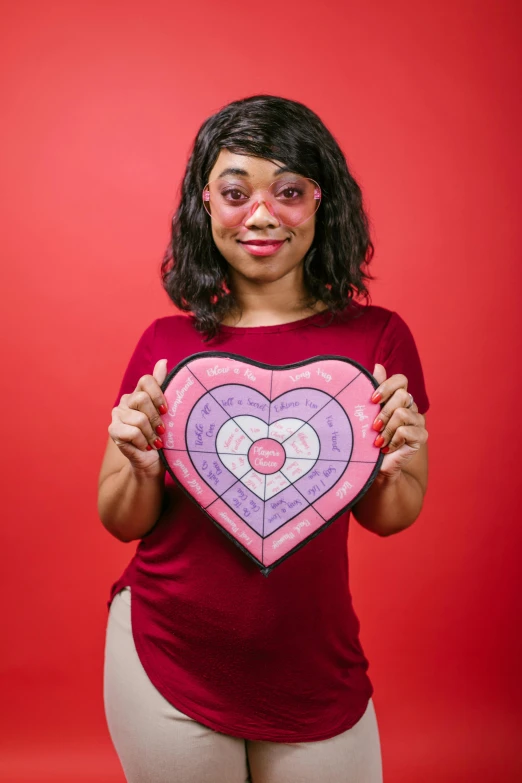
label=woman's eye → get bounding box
[278,187,302,200]
[222,188,248,202]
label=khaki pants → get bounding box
[103,587,383,783]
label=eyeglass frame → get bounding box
[201,176,322,228]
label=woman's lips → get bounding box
[239,239,287,257]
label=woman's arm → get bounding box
[352,363,429,537]
[98,436,166,543]
[98,358,170,543]
[352,439,428,536]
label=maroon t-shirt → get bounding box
[106,303,429,742]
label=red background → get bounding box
[2,1,521,780]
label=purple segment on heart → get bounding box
[186,393,230,452]
[269,388,332,424]
[220,482,265,536]
[210,385,270,423]
[294,459,347,502]
[304,399,353,461]
[264,485,308,533]
[188,451,238,495]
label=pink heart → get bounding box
[160,353,383,575]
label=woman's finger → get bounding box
[108,416,151,452]
[384,422,429,454]
[377,407,425,450]
[122,388,166,444]
[135,373,169,417]
[372,363,387,386]
[372,387,416,433]
[115,404,163,448]
[371,372,408,405]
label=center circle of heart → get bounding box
[248,438,286,475]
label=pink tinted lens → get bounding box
[203,177,321,227]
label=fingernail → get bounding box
[372,418,384,432]
[371,391,382,403]
[146,444,153,451]
[153,438,163,449]
[159,404,168,415]
[374,435,385,448]
[155,424,166,435]
[381,446,390,454]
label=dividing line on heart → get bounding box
[159,352,384,575]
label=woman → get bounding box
[99,94,429,783]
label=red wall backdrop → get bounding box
[2,1,521,780]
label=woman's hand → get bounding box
[370,363,428,480]
[108,358,169,477]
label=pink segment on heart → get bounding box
[187,355,272,398]
[335,374,381,462]
[312,460,375,520]
[262,507,326,566]
[160,354,383,574]
[163,366,209,450]
[269,358,360,400]
[248,439,286,474]
[204,498,263,562]
[166,450,219,509]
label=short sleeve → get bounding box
[111,320,158,409]
[375,312,430,414]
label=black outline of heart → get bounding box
[159,352,384,577]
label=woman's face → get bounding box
[205,150,316,286]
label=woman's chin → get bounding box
[239,260,301,285]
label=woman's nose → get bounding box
[243,199,280,227]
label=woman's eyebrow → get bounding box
[217,167,249,179]
[216,165,294,179]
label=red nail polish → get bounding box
[146,444,153,451]
[155,424,166,435]
[154,438,163,449]
[374,435,385,448]
[159,404,168,415]
[381,446,390,454]
[372,419,384,432]
[371,391,382,403]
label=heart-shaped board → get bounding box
[159,353,383,576]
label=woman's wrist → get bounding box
[352,467,425,537]
[127,456,166,483]
[99,459,166,542]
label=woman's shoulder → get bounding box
[145,313,203,339]
[337,300,402,331]
[150,313,206,353]
[154,313,194,331]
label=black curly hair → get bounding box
[161,94,375,340]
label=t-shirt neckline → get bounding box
[217,309,331,335]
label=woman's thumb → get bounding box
[372,363,387,384]
[153,358,168,385]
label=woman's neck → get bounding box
[221,268,328,328]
